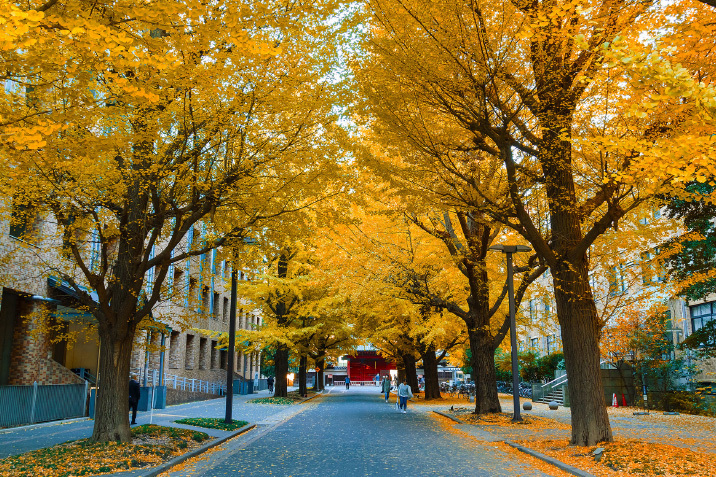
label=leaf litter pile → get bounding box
[0,424,210,477]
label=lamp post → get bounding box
[489,244,532,422]
[225,266,237,423]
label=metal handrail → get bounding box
[532,373,568,402]
[131,368,227,395]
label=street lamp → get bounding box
[225,237,257,423]
[489,244,532,422]
[225,265,238,424]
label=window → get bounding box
[529,299,535,323]
[185,335,195,369]
[169,331,180,369]
[641,249,666,285]
[201,286,209,313]
[211,340,219,369]
[608,265,627,296]
[220,350,228,370]
[690,302,716,333]
[212,292,220,319]
[173,268,184,296]
[9,199,35,241]
[223,297,229,323]
[530,337,539,349]
[199,337,208,370]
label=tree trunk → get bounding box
[401,353,419,392]
[396,365,405,384]
[316,357,325,391]
[553,265,613,446]
[274,344,289,397]
[298,355,307,396]
[469,329,502,414]
[91,328,134,443]
[421,346,441,400]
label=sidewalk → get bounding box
[0,387,300,459]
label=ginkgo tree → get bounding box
[357,0,716,445]
[0,0,348,443]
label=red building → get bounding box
[345,350,396,384]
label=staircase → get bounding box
[532,373,568,405]
[534,386,565,405]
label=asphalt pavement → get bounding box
[169,385,552,476]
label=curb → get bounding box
[0,417,91,434]
[432,411,596,477]
[504,441,597,477]
[140,423,256,477]
[298,391,324,404]
[432,410,464,424]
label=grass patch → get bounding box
[249,390,317,405]
[174,418,248,431]
[0,424,210,477]
[248,396,296,405]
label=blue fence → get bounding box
[0,382,88,428]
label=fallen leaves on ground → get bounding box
[432,413,573,477]
[522,439,715,477]
[450,409,571,430]
[174,417,249,431]
[0,425,210,477]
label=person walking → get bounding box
[381,376,391,403]
[128,374,140,425]
[345,376,350,390]
[397,379,413,413]
[267,376,274,393]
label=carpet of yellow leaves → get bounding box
[455,411,571,431]
[0,425,210,477]
[523,439,715,477]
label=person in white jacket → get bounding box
[397,379,413,413]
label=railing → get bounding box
[71,368,97,386]
[0,382,88,428]
[133,368,227,395]
[532,373,568,402]
[339,380,379,386]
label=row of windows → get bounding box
[519,334,560,354]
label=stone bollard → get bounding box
[549,401,559,410]
[523,401,532,411]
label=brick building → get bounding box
[0,205,262,398]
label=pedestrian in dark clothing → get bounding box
[267,376,274,393]
[381,376,391,402]
[129,374,140,425]
[345,376,350,390]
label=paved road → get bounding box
[171,386,551,476]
